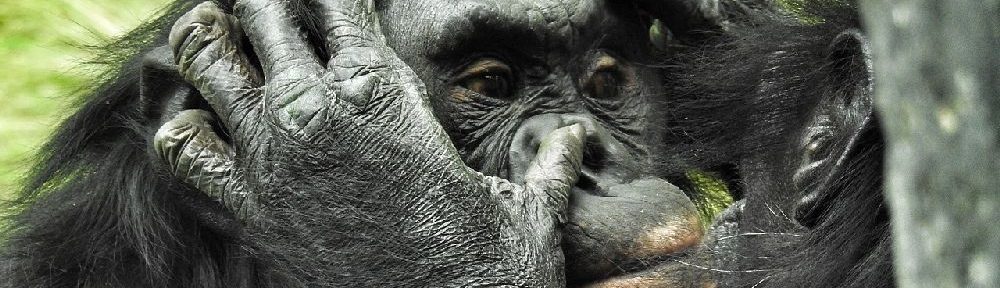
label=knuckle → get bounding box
[170,2,239,75]
[155,120,195,147]
[334,73,379,108]
[329,47,385,72]
[154,110,214,154]
[330,24,376,48]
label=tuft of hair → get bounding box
[0,1,295,287]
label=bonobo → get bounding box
[664,1,894,287]
[379,1,707,285]
[0,0,717,287]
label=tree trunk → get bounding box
[860,1,999,287]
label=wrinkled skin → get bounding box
[155,0,711,286]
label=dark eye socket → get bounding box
[585,55,625,100]
[457,59,513,99]
[589,70,620,99]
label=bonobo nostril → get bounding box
[508,113,631,193]
[582,135,610,172]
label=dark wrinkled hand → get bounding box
[153,0,584,285]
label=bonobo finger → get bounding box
[169,2,261,124]
[233,0,323,79]
[154,110,255,217]
[312,0,393,108]
[313,0,386,54]
[524,124,586,213]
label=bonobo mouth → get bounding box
[562,179,705,287]
[505,114,707,286]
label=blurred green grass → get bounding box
[0,0,169,199]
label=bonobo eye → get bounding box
[590,71,619,99]
[456,58,513,99]
[584,55,626,100]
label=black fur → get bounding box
[663,1,893,287]
[0,1,285,287]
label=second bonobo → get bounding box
[380,0,703,285]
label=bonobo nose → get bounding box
[507,114,704,285]
[508,114,634,194]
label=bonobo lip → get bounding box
[563,179,704,287]
[578,258,697,288]
[576,204,744,288]
[577,240,701,288]
[573,226,710,288]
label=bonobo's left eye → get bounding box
[456,58,514,99]
[584,55,627,100]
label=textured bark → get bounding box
[860,1,999,287]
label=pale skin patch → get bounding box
[581,212,706,287]
[583,276,679,288]
[593,54,619,71]
[632,212,704,258]
[449,88,473,103]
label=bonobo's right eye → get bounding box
[455,58,514,99]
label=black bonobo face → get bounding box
[791,30,876,227]
[380,0,703,285]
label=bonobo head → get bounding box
[378,0,704,285]
[663,2,892,286]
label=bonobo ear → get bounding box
[792,29,875,228]
[825,29,874,107]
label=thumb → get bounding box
[524,124,586,214]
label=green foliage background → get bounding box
[0,0,170,199]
